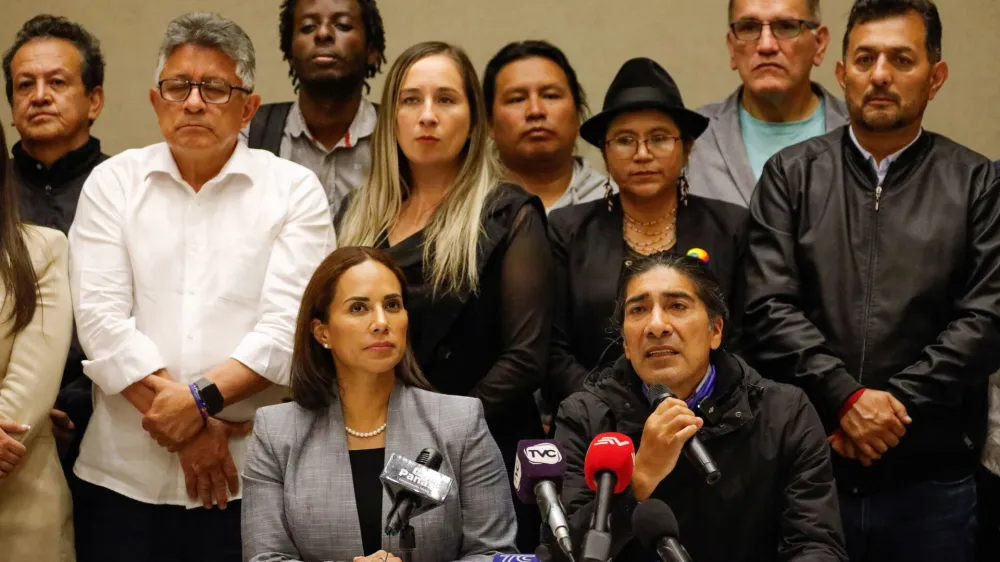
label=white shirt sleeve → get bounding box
[229,171,336,385]
[69,167,166,395]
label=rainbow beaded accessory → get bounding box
[686,247,709,263]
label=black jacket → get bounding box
[554,351,847,562]
[743,128,1000,489]
[548,193,747,405]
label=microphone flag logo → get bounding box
[594,435,630,447]
[524,442,563,465]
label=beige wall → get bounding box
[2,0,998,163]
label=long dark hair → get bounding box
[0,127,39,332]
[290,246,432,410]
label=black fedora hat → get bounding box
[580,57,709,148]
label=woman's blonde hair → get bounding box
[338,41,501,296]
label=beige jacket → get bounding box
[0,225,75,562]
[984,372,1000,476]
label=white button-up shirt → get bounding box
[69,142,335,507]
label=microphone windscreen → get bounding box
[646,383,676,408]
[415,447,443,470]
[491,555,539,562]
[583,432,635,493]
[513,440,567,504]
[632,498,681,551]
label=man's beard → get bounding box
[849,88,927,132]
[298,65,367,102]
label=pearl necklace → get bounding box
[345,422,387,438]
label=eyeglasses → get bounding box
[605,133,682,160]
[157,78,251,104]
[729,18,820,41]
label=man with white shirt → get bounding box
[742,2,1000,561]
[68,12,335,562]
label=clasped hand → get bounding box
[829,389,911,466]
[179,417,252,509]
[140,374,206,451]
[354,551,402,562]
[0,421,29,478]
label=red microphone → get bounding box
[584,433,635,494]
[579,433,635,562]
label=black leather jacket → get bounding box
[743,127,1000,488]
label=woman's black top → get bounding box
[349,447,386,555]
[367,183,551,470]
[547,192,748,404]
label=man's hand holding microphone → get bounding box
[632,396,703,501]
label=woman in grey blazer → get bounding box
[242,247,517,562]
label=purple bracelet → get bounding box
[188,383,210,425]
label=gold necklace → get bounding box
[623,206,678,255]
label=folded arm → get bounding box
[742,161,862,427]
[889,172,1000,415]
[69,167,167,402]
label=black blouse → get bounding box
[547,193,748,404]
[349,448,386,555]
[371,184,550,470]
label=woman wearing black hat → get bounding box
[546,58,748,402]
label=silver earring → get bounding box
[322,342,330,349]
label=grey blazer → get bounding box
[687,83,849,207]
[241,382,517,562]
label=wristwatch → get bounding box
[194,377,225,416]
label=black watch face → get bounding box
[198,380,224,414]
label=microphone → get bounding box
[580,432,635,562]
[646,384,721,485]
[491,555,539,562]
[632,499,691,562]
[513,440,575,562]
[381,448,454,535]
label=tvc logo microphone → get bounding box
[513,440,575,562]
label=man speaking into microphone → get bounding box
[553,254,847,561]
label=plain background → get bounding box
[2,0,998,165]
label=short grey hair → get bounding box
[154,12,256,90]
[728,0,821,21]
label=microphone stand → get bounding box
[581,472,614,562]
[399,524,415,562]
